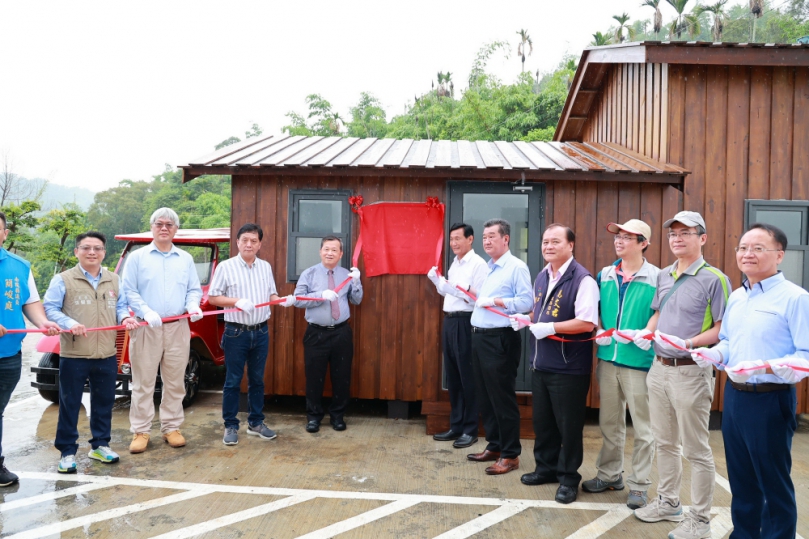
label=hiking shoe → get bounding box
[88,446,120,464]
[58,454,77,474]
[581,475,624,493]
[634,495,685,523]
[247,423,277,440]
[130,433,150,454]
[627,490,648,509]
[223,427,239,445]
[0,457,18,486]
[163,430,186,448]
[668,513,711,539]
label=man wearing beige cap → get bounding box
[632,211,730,539]
[582,219,659,511]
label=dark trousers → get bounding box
[471,329,522,459]
[304,324,353,423]
[222,323,269,429]
[443,314,478,436]
[55,355,118,457]
[0,353,22,457]
[531,370,591,487]
[722,380,797,539]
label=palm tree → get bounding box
[436,72,453,98]
[641,0,664,35]
[666,0,700,39]
[590,31,612,46]
[613,13,637,43]
[516,29,533,72]
[327,113,344,135]
[696,0,729,42]
[750,0,763,18]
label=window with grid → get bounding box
[287,190,351,281]
[745,200,809,290]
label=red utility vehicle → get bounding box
[32,228,230,407]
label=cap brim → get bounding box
[606,222,645,236]
[663,218,699,228]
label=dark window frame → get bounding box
[744,199,809,290]
[287,189,352,281]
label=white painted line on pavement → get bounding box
[4,395,41,411]
[0,482,109,512]
[148,494,316,539]
[710,507,734,539]
[714,472,732,494]
[564,507,633,539]
[296,498,421,539]
[433,502,529,539]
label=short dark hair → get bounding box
[449,223,474,238]
[747,222,788,251]
[545,223,576,243]
[321,235,343,250]
[483,219,510,238]
[75,231,106,247]
[237,223,263,241]
[636,234,649,253]
[696,224,706,236]
[0,211,6,228]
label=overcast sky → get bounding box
[2,0,665,192]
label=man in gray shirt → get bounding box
[293,235,363,433]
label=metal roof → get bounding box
[115,228,230,243]
[179,135,687,184]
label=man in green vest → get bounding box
[582,219,659,510]
[43,232,139,474]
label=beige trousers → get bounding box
[646,359,715,521]
[595,360,655,491]
[128,319,190,434]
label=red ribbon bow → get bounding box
[349,195,364,213]
[425,197,441,209]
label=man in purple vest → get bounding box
[511,224,599,504]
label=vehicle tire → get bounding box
[182,350,201,408]
[36,353,60,403]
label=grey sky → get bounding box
[2,0,664,192]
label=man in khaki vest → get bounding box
[43,232,139,473]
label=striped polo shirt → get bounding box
[208,254,278,325]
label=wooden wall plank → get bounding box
[704,66,729,268]
[640,183,664,267]
[683,65,707,214]
[660,63,669,163]
[792,67,809,200]
[639,64,647,155]
[627,64,635,151]
[652,63,663,160]
[770,67,795,199]
[666,65,686,167]
[748,66,773,200]
[646,63,655,158]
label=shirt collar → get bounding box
[615,258,648,282]
[543,256,574,280]
[743,271,784,293]
[78,264,102,281]
[456,249,476,265]
[148,241,178,256]
[670,256,705,278]
[236,253,260,269]
[488,249,513,269]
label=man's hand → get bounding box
[122,317,141,331]
[187,305,204,323]
[529,322,556,340]
[0,323,7,338]
[769,358,809,384]
[322,289,339,302]
[144,311,163,328]
[510,314,531,331]
[450,280,470,293]
[613,329,637,345]
[427,266,439,285]
[281,295,296,307]
[475,296,496,308]
[235,298,256,313]
[42,321,60,337]
[726,360,768,384]
[633,329,653,351]
[691,347,724,369]
[595,328,612,346]
[70,324,88,337]
[653,330,687,356]
[349,267,361,282]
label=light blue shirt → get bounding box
[293,263,363,326]
[470,250,533,328]
[43,265,131,330]
[121,242,202,319]
[714,272,809,384]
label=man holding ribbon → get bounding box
[122,207,203,453]
[208,223,294,446]
[427,223,488,449]
[0,211,60,486]
[582,219,659,510]
[43,231,140,473]
[632,211,730,539]
[293,235,362,433]
[466,219,532,476]
[690,223,808,538]
[511,224,598,504]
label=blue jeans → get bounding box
[222,323,269,429]
[0,353,22,458]
[55,356,118,457]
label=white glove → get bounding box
[613,328,637,345]
[436,278,458,297]
[281,295,296,307]
[451,281,470,293]
[476,296,496,308]
[187,304,204,323]
[691,347,724,369]
[529,322,556,340]
[144,311,163,328]
[770,358,809,384]
[349,266,361,282]
[726,360,768,384]
[235,298,255,313]
[633,329,653,351]
[322,289,339,302]
[510,314,531,331]
[427,266,439,285]
[654,330,687,356]
[595,328,612,346]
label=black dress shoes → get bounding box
[452,434,478,448]
[520,471,559,486]
[305,420,320,433]
[555,484,578,504]
[433,430,461,442]
[330,419,347,431]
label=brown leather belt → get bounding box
[656,356,697,367]
[730,381,792,393]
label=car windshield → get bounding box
[116,244,216,285]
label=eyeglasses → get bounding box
[77,245,106,252]
[734,246,782,254]
[614,234,637,242]
[152,221,176,229]
[667,231,700,239]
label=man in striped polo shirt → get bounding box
[208,223,294,446]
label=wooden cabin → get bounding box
[180,41,809,436]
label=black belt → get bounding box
[471,326,510,334]
[657,356,697,367]
[226,321,267,331]
[444,311,473,318]
[730,381,793,393]
[309,320,349,331]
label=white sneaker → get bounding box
[634,495,685,523]
[667,514,711,539]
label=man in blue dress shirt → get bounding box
[293,235,363,433]
[691,223,808,539]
